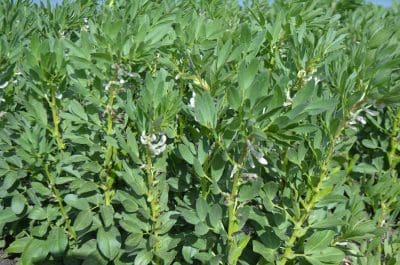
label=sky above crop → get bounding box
[31,0,393,7]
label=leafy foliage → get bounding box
[1,0,400,264]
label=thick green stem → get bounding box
[45,164,77,241]
[377,108,400,263]
[145,147,161,265]
[227,141,249,265]
[103,85,116,206]
[388,108,400,173]
[50,92,65,150]
[278,121,346,265]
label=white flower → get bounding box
[140,132,167,156]
[375,102,386,110]
[56,93,63,100]
[104,80,119,91]
[247,140,268,166]
[188,91,196,109]
[0,111,6,118]
[304,75,313,82]
[297,69,307,79]
[229,165,238,178]
[127,72,139,78]
[355,115,366,125]
[347,104,380,130]
[313,76,322,85]
[248,154,255,168]
[242,173,258,181]
[283,89,292,107]
[0,81,9,89]
[364,108,379,116]
[117,68,124,79]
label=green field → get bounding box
[0,1,400,264]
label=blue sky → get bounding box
[32,0,393,7]
[371,0,392,6]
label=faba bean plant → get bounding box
[0,0,400,264]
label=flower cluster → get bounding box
[140,132,167,156]
[347,104,379,130]
[104,64,140,91]
[81,18,89,32]
[247,140,268,168]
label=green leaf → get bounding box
[210,153,225,182]
[208,204,222,228]
[217,39,232,69]
[228,234,251,264]
[47,227,68,256]
[182,246,199,264]
[193,92,217,129]
[73,210,93,231]
[126,129,140,161]
[369,28,393,48]
[11,193,25,214]
[238,181,261,201]
[100,205,114,228]
[292,82,315,107]
[28,206,47,220]
[304,99,338,115]
[134,249,153,265]
[177,144,195,165]
[6,237,30,254]
[194,222,209,236]
[304,230,335,253]
[97,226,121,261]
[2,174,16,190]
[361,139,378,149]
[68,100,88,121]
[238,59,258,91]
[179,208,200,225]
[21,239,49,265]
[227,86,242,110]
[64,194,90,210]
[305,247,345,265]
[252,240,276,262]
[196,197,208,221]
[28,98,48,128]
[121,162,147,196]
[353,163,378,174]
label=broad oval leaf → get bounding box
[96,226,121,261]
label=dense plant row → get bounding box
[0,0,400,264]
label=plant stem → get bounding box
[50,92,65,150]
[44,164,77,241]
[103,84,116,206]
[145,147,161,265]
[227,140,249,265]
[388,108,400,173]
[278,121,346,265]
[377,108,400,263]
